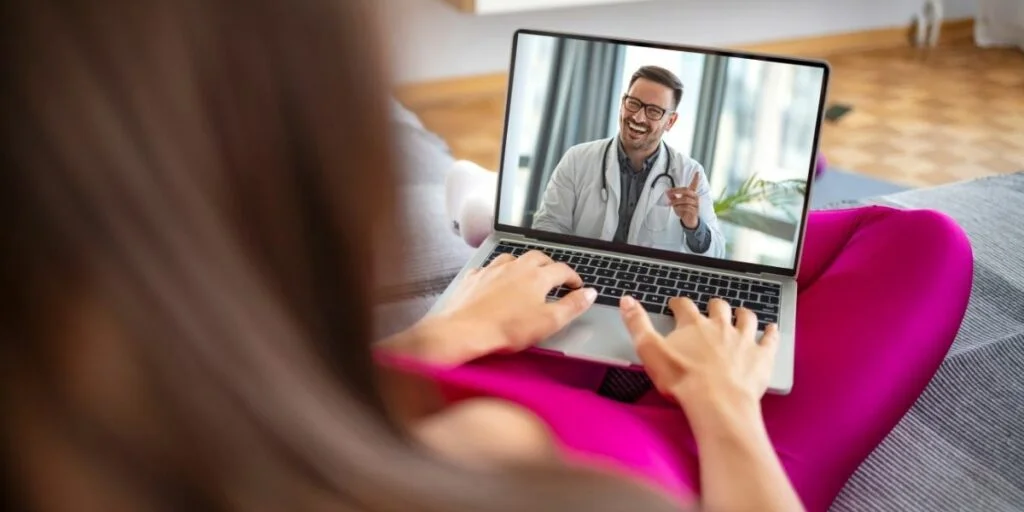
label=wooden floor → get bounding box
[405,41,1024,188]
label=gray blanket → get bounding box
[382,102,1024,511]
[829,174,1024,511]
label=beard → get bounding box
[620,117,662,152]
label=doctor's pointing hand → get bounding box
[667,174,702,230]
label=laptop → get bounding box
[429,29,830,395]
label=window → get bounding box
[709,60,823,223]
[508,35,557,226]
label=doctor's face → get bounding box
[619,78,678,153]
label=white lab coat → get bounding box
[532,138,725,258]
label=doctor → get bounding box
[531,65,725,258]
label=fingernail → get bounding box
[621,295,636,308]
[583,287,597,303]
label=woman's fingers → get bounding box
[707,298,732,327]
[759,323,780,354]
[486,253,515,268]
[530,287,597,343]
[667,296,702,329]
[519,249,554,266]
[539,261,584,290]
[734,307,758,338]
[619,296,674,380]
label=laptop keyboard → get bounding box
[483,240,781,331]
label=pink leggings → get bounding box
[392,206,974,511]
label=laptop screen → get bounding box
[495,30,829,276]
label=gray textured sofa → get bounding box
[382,102,1024,511]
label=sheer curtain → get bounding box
[975,0,1024,51]
[523,39,624,226]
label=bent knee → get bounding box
[873,207,972,260]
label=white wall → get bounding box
[383,0,976,83]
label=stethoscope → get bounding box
[599,139,675,202]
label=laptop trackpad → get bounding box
[535,305,677,367]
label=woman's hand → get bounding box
[381,251,597,366]
[618,294,779,415]
[618,296,803,512]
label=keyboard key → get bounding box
[762,313,778,324]
[552,253,570,262]
[624,291,645,302]
[641,302,662,313]
[722,289,738,299]
[649,268,668,278]
[730,281,750,291]
[678,281,697,291]
[766,295,779,305]
[697,284,716,294]
[596,268,616,277]
[650,277,672,287]
[710,278,729,287]
[618,281,638,291]
[569,256,583,265]
[658,286,677,296]
[616,271,637,281]
[698,293,712,303]
[758,322,769,332]
[738,291,754,300]
[743,301,779,314]
[553,287,571,298]
[597,277,617,287]
[576,265,596,276]
[610,262,630,271]
[668,271,686,280]
[595,295,619,307]
[662,305,674,316]
[645,294,666,304]
[581,274,597,284]
[629,265,649,275]
[495,245,513,253]
[728,298,743,308]
[637,275,655,284]
[751,285,780,297]
[680,291,701,302]
[689,275,709,284]
[638,284,658,293]
[512,248,527,255]
[592,259,610,268]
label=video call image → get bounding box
[496,33,827,270]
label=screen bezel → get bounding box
[494,28,831,278]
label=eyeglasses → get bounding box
[622,95,673,121]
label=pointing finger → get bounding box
[688,173,701,191]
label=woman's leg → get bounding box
[429,206,971,509]
[761,205,973,511]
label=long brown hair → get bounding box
[0,1,683,510]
